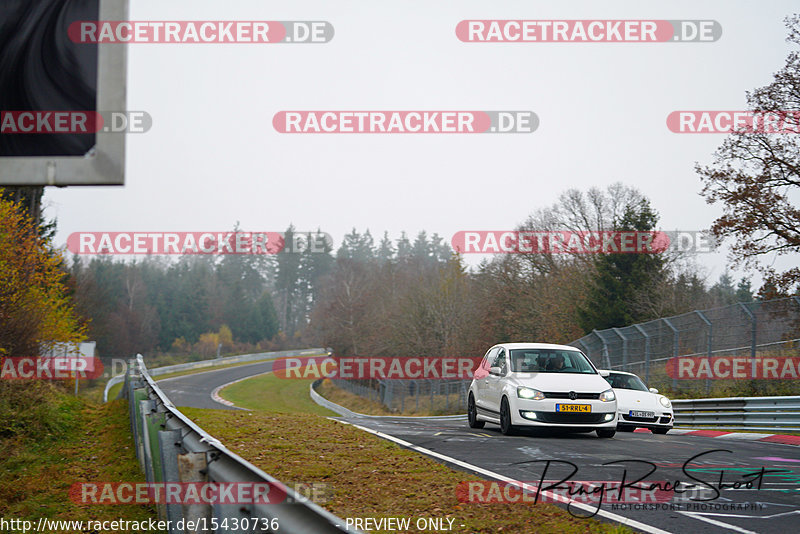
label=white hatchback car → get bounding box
[467,343,618,438]
[599,370,673,434]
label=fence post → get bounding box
[663,318,679,390]
[739,302,757,378]
[385,381,393,410]
[696,311,713,394]
[633,324,650,384]
[612,328,628,372]
[575,339,588,356]
[592,330,612,369]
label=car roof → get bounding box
[491,343,582,351]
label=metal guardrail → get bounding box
[332,378,470,414]
[104,348,325,402]
[672,395,800,432]
[123,354,358,534]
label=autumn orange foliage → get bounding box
[0,192,85,358]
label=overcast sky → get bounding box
[44,0,800,288]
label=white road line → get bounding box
[209,371,274,409]
[155,360,275,383]
[715,433,774,440]
[334,419,673,534]
[677,511,759,534]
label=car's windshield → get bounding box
[605,372,649,391]
[509,349,596,374]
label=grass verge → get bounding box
[0,392,155,529]
[315,379,395,415]
[217,372,335,416]
[198,375,631,534]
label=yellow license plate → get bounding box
[556,404,591,413]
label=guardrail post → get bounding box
[696,311,713,395]
[131,388,149,473]
[139,400,157,485]
[633,324,651,384]
[144,408,167,520]
[663,318,679,390]
[177,452,211,534]
[158,429,185,532]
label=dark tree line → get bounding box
[71,192,761,360]
[307,184,758,359]
[70,242,282,357]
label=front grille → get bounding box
[543,392,601,400]
[532,412,607,424]
[622,414,658,423]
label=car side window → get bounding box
[492,349,507,374]
[482,348,500,370]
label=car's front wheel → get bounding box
[467,393,485,429]
[500,397,516,435]
[652,428,670,435]
[596,428,616,438]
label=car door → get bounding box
[473,347,499,411]
[485,348,508,414]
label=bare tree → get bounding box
[699,15,800,293]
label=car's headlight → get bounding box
[659,396,671,408]
[517,387,545,400]
[599,389,616,402]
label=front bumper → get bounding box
[510,398,617,428]
[617,410,673,429]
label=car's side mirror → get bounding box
[649,387,659,394]
[489,366,503,376]
[598,370,610,377]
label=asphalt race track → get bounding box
[158,364,800,534]
[156,360,277,410]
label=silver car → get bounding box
[599,370,673,434]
